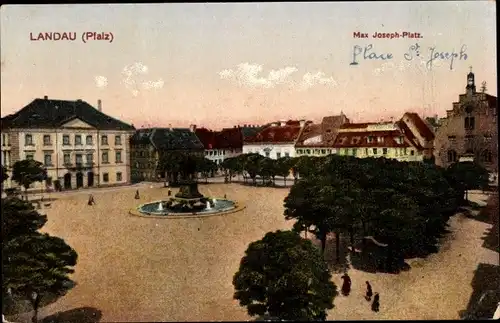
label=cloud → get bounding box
[299,72,337,90]
[121,62,164,96]
[219,63,337,91]
[94,75,108,88]
[219,63,298,89]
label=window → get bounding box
[276,152,281,159]
[102,151,109,163]
[25,134,33,146]
[64,153,71,165]
[285,152,290,157]
[86,135,93,145]
[1,134,5,146]
[103,173,109,183]
[448,135,456,140]
[352,148,357,157]
[44,153,52,166]
[447,150,457,163]
[404,148,408,155]
[321,149,326,154]
[365,148,368,155]
[372,148,378,155]
[115,151,122,163]
[75,135,82,145]
[115,135,122,145]
[306,149,311,154]
[410,150,415,156]
[26,153,34,160]
[63,135,70,145]
[377,137,384,143]
[265,151,270,158]
[481,150,493,163]
[464,116,475,130]
[75,154,83,165]
[86,153,93,165]
[101,135,108,145]
[116,172,122,182]
[382,148,388,155]
[43,135,51,145]
[367,136,374,143]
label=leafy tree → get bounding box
[258,158,278,186]
[233,230,337,321]
[3,233,78,323]
[157,151,184,185]
[275,157,293,186]
[11,160,47,200]
[445,161,489,203]
[221,157,237,183]
[198,158,217,183]
[244,153,265,186]
[1,197,47,244]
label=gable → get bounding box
[61,117,95,129]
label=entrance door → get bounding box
[87,172,94,187]
[76,172,84,188]
[63,173,72,189]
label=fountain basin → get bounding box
[130,197,245,219]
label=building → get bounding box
[243,120,310,159]
[295,113,350,157]
[434,70,498,177]
[332,112,434,162]
[129,125,204,182]
[195,125,261,166]
[0,96,135,190]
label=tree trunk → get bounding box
[349,227,355,251]
[30,294,40,323]
[465,189,468,202]
[335,231,341,263]
[320,231,327,255]
[272,176,275,186]
[362,221,367,249]
[283,177,287,186]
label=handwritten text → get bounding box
[404,43,468,70]
[350,44,393,65]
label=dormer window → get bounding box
[377,136,384,143]
[367,136,374,143]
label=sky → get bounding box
[0,2,497,129]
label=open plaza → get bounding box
[6,182,499,322]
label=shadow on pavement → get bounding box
[41,307,102,323]
[459,263,500,320]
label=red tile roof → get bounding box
[332,130,411,148]
[403,112,435,141]
[339,122,378,129]
[396,121,422,149]
[244,121,305,144]
[216,127,243,149]
[295,115,350,147]
[195,128,217,149]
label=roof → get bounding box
[195,128,217,149]
[396,121,423,149]
[295,123,323,147]
[130,128,204,150]
[402,112,435,141]
[339,122,378,129]
[1,98,135,130]
[332,130,411,148]
[217,127,244,149]
[295,114,350,147]
[244,120,306,144]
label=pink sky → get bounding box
[1,2,497,129]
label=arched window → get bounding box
[447,150,457,163]
[464,116,475,130]
[481,150,493,163]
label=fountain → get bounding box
[134,178,241,217]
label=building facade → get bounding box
[243,120,309,159]
[295,113,350,157]
[129,126,204,182]
[0,97,135,190]
[332,113,434,162]
[434,71,498,176]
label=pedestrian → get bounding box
[371,293,380,312]
[341,273,352,296]
[168,189,172,196]
[88,194,95,205]
[134,190,140,199]
[224,194,227,199]
[365,281,373,301]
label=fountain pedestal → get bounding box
[175,180,204,200]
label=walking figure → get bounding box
[365,281,373,301]
[135,190,140,199]
[88,194,95,205]
[224,194,227,199]
[341,273,352,296]
[371,293,380,312]
[168,189,172,197]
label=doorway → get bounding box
[63,173,72,190]
[87,172,94,187]
[76,172,84,188]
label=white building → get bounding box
[243,120,309,159]
[0,96,135,191]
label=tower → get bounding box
[466,66,476,94]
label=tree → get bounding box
[1,164,8,184]
[445,161,489,203]
[233,230,337,321]
[244,153,265,186]
[1,197,47,244]
[258,158,278,186]
[275,157,293,187]
[11,160,47,200]
[3,233,78,323]
[198,158,217,183]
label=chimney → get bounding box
[189,124,196,133]
[168,123,173,131]
[299,119,306,127]
[279,120,286,127]
[97,99,102,111]
[390,117,394,123]
[44,95,48,100]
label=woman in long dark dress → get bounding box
[341,273,352,296]
[365,281,373,301]
[371,293,380,312]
